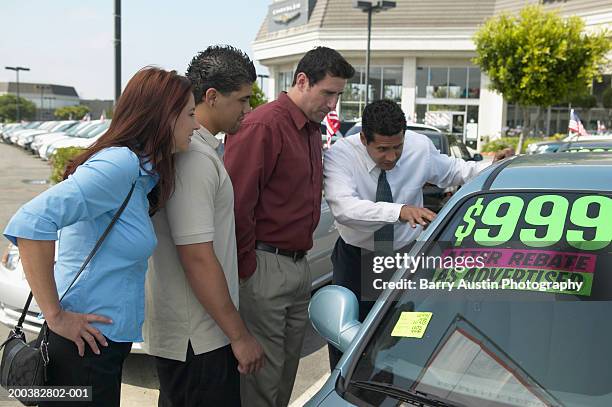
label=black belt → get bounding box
[255,242,307,262]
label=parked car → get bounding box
[345,121,442,138]
[2,121,42,143]
[30,120,98,155]
[308,152,612,407]
[19,121,78,150]
[44,120,111,158]
[557,139,612,153]
[527,134,612,154]
[0,123,24,141]
[10,121,59,145]
[35,120,104,159]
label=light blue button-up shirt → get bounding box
[4,147,158,342]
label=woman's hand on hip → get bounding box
[46,310,112,357]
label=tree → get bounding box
[250,82,267,109]
[54,105,90,120]
[473,5,611,152]
[0,94,36,122]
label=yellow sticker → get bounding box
[391,312,433,338]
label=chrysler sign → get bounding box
[268,0,315,32]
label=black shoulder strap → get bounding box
[14,182,136,332]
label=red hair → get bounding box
[65,67,192,214]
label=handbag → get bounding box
[0,182,136,405]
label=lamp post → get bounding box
[353,1,396,108]
[5,66,30,122]
[114,0,122,105]
[35,84,51,120]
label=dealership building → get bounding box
[253,0,612,141]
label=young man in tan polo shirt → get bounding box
[144,45,264,407]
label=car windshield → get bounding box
[53,122,77,132]
[80,121,110,138]
[65,122,93,136]
[73,122,101,137]
[412,130,442,151]
[347,190,612,407]
[448,135,472,160]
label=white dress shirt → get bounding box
[323,131,490,251]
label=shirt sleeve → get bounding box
[224,123,282,278]
[166,151,219,245]
[426,139,490,187]
[323,143,404,233]
[4,147,140,245]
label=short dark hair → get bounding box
[292,47,355,87]
[186,45,256,104]
[362,100,406,143]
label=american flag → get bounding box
[324,111,340,148]
[568,109,588,137]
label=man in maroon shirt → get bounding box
[224,47,354,407]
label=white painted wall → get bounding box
[401,57,417,121]
[477,73,505,149]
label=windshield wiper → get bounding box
[350,380,462,407]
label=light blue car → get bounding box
[308,152,612,407]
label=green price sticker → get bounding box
[454,194,612,251]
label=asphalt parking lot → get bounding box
[0,141,330,406]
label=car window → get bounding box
[448,137,472,160]
[345,124,362,137]
[346,191,612,407]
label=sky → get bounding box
[0,0,270,100]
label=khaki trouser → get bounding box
[239,249,311,407]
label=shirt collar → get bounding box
[140,158,154,176]
[277,92,315,131]
[194,126,221,149]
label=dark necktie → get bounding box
[374,170,394,254]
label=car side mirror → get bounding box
[471,153,483,161]
[309,285,362,353]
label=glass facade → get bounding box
[340,65,402,121]
[415,66,481,135]
[417,66,481,100]
[277,70,294,93]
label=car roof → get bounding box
[485,153,612,192]
[560,140,612,148]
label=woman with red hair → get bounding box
[4,67,198,406]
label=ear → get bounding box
[294,72,309,90]
[360,132,368,146]
[204,88,218,107]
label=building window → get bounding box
[428,67,448,98]
[416,104,427,123]
[449,67,468,99]
[340,65,403,120]
[416,67,427,98]
[468,67,481,98]
[418,66,481,100]
[277,70,294,93]
[383,67,402,102]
